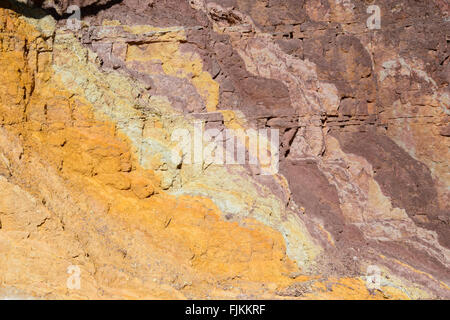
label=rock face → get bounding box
[0,0,448,299]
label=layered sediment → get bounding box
[0,0,448,299]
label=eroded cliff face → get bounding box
[0,0,448,299]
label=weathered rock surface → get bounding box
[0,0,448,299]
